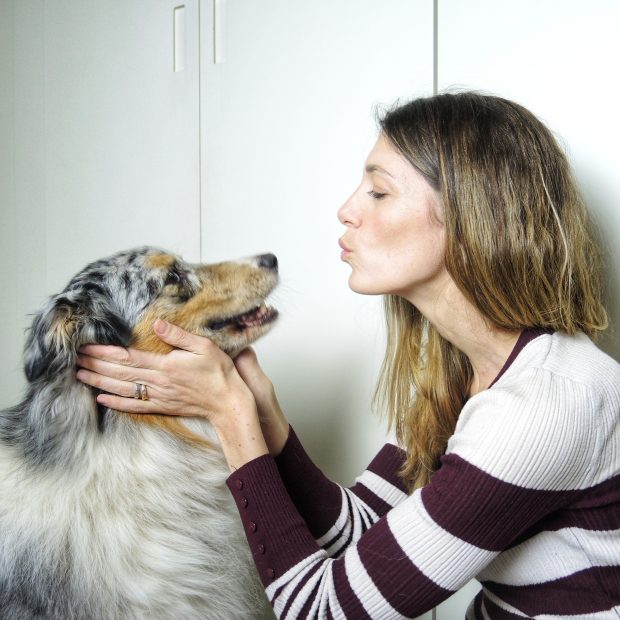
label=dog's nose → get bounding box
[257,253,278,271]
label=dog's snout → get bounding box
[257,253,278,271]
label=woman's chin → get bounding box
[347,274,385,296]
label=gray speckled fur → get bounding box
[0,247,273,619]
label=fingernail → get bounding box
[154,319,169,335]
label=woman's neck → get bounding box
[404,275,521,396]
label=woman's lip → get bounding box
[338,239,351,252]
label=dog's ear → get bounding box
[24,292,132,383]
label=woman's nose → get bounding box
[337,192,358,226]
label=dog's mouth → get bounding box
[207,303,278,332]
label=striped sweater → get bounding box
[227,330,620,618]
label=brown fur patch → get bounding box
[144,253,176,269]
[123,308,214,449]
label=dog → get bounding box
[0,247,279,619]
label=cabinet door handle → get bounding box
[173,5,186,72]
[213,0,226,63]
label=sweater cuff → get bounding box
[226,454,322,588]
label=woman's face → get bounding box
[338,134,447,300]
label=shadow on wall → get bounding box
[577,167,620,362]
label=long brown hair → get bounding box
[374,92,608,491]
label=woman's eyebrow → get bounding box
[365,164,395,178]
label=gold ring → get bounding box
[134,383,149,400]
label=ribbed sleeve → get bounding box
[275,426,408,546]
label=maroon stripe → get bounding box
[508,472,620,548]
[365,443,408,494]
[349,482,394,521]
[421,453,578,551]
[331,559,373,619]
[356,515,453,616]
[484,565,620,615]
[481,593,530,619]
[570,471,620,510]
[489,328,552,388]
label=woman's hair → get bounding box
[374,91,608,491]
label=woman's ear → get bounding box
[24,291,131,383]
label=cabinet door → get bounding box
[0,0,201,406]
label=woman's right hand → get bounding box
[234,348,290,456]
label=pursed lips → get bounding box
[338,238,352,260]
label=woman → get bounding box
[77,92,620,618]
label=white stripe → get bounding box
[347,488,378,530]
[478,527,620,585]
[355,469,408,507]
[387,490,496,591]
[480,600,491,620]
[282,561,326,620]
[482,590,529,617]
[324,562,346,619]
[343,546,408,620]
[316,488,378,557]
[323,512,353,557]
[266,550,325,610]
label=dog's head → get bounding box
[24,247,279,383]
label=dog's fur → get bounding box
[0,247,279,619]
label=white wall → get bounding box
[438,0,620,361]
[200,0,435,486]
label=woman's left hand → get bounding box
[77,319,256,429]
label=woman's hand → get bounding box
[76,319,269,469]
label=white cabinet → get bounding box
[1,0,201,405]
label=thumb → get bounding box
[234,347,270,390]
[153,319,213,355]
[234,347,261,379]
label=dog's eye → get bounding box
[164,270,184,286]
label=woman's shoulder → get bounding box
[447,332,620,491]
[503,330,620,391]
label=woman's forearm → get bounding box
[215,407,271,472]
[256,387,290,456]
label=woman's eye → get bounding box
[367,190,387,200]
